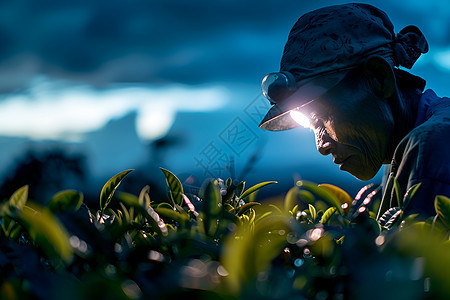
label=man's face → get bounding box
[298,75,394,180]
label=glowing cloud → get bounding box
[0,82,227,141]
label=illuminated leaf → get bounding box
[318,183,352,214]
[1,216,20,238]
[234,202,261,216]
[160,168,184,206]
[435,195,450,228]
[298,190,315,204]
[19,203,73,267]
[157,202,174,210]
[99,169,134,217]
[297,181,343,214]
[119,202,131,224]
[269,204,283,215]
[9,185,28,210]
[116,191,140,207]
[138,185,151,209]
[320,207,337,224]
[238,181,277,201]
[255,211,273,223]
[155,207,189,226]
[224,203,234,212]
[8,224,22,239]
[393,178,402,208]
[284,186,299,211]
[48,190,83,213]
[290,205,299,216]
[308,204,317,222]
[402,183,422,210]
[174,204,188,216]
[222,214,290,294]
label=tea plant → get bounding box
[0,168,449,299]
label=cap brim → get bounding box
[259,70,349,131]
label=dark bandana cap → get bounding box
[260,3,429,131]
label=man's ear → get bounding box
[363,55,395,99]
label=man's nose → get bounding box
[315,131,336,156]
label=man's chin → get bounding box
[345,168,378,181]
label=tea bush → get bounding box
[0,168,449,299]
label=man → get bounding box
[259,3,450,219]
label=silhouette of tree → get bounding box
[0,149,87,203]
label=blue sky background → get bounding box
[0,0,449,198]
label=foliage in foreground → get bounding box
[1,168,450,299]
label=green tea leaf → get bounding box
[174,204,188,216]
[155,207,189,226]
[9,185,28,210]
[224,203,234,212]
[19,203,73,267]
[9,224,22,239]
[160,168,184,206]
[320,207,337,224]
[119,202,131,224]
[298,190,315,205]
[116,191,140,207]
[201,180,222,216]
[234,202,261,216]
[238,181,277,201]
[222,214,290,294]
[393,178,402,208]
[99,169,134,217]
[284,186,299,212]
[255,211,273,223]
[138,185,151,209]
[308,204,317,222]
[435,195,450,228]
[235,181,245,198]
[297,181,343,214]
[318,184,352,215]
[226,178,233,188]
[290,205,299,216]
[0,202,9,217]
[1,216,15,236]
[48,190,83,213]
[269,204,283,216]
[199,179,222,237]
[157,202,174,210]
[400,213,419,229]
[402,183,422,210]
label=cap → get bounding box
[259,67,351,130]
[259,3,428,131]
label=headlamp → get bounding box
[289,110,311,128]
[261,71,296,104]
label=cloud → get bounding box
[0,79,228,141]
[0,1,449,94]
[0,0,311,92]
[433,48,450,70]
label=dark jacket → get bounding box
[378,89,450,219]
